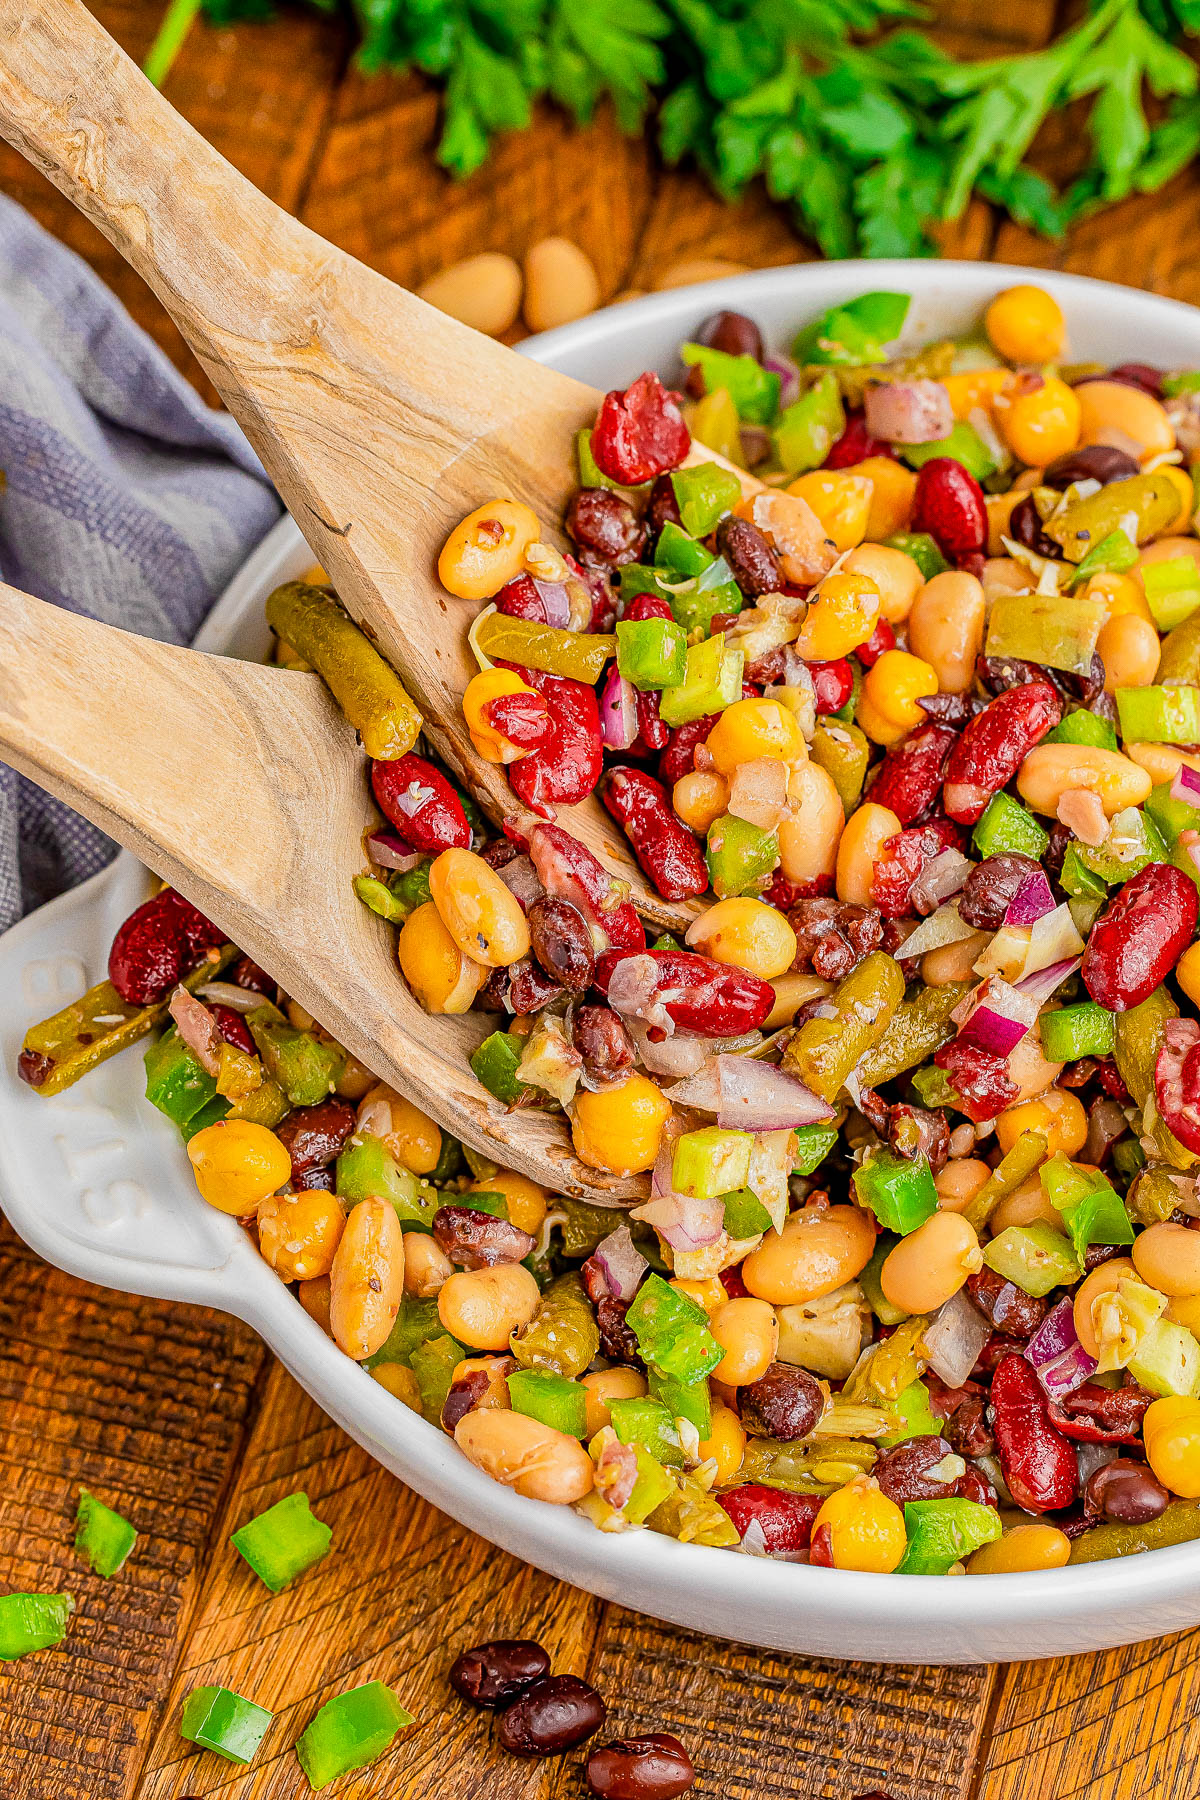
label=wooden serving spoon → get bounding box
[0,0,759,937]
[0,581,650,1200]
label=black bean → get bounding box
[441,1368,493,1433]
[646,474,683,541]
[567,489,647,567]
[274,1095,357,1176]
[449,1638,551,1707]
[715,516,781,598]
[1083,1457,1170,1525]
[433,1204,535,1270]
[1042,444,1141,490]
[587,1733,696,1799]
[573,1004,636,1086]
[873,1435,961,1505]
[697,309,764,360]
[966,1266,1048,1339]
[958,853,1043,932]
[499,1674,607,1756]
[739,1362,824,1440]
[528,897,596,992]
[1009,492,1061,560]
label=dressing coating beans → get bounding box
[257,1188,344,1281]
[836,801,901,907]
[710,1296,779,1386]
[1132,1222,1200,1298]
[454,1408,595,1503]
[778,761,843,886]
[437,499,541,601]
[880,1212,982,1314]
[329,1196,406,1359]
[907,571,986,693]
[1073,1257,1136,1358]
[439,1261,542,1350]
[741,1204,876,1305]
[1017,743,1152,818]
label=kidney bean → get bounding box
[1048,1380,1155,1444]
[886,1102,949,1174]
[976,655,1061,699]
[450,1639,551,1707]
[371,752,471,854]
[573,1004,636,1085]
[595,947,775,1036]
[232,954,274,994]
[1084,1456,1169,1526]
[634,688,669,754]
[644,474,683,544]
[441,1367,494,1433]
[957,1461,998,1508]
[1152,1017,1200,1153]
[274,1096,357,1178]
[505,667,604,814]
[496,573,556,622]
[658,716,720,787]
[602,767,709,902]
[989,1352,1078,1514]
[15,1050,52,1089]
[527,823,645,954]
[1083,862,1198,1012]
[739,1362,824,1441]
[211,1004,255,1055]
[942,681,1061,825]
[874,1435,963,1505]
[1043,444,1141,490]
[592,372,689,486]
[587,1734,696,1800]
[1095,1059,1131,1105]
[566,555,618,634]
[484,688,553,751]
[805,658,853,716]
[499,1674,607,1756]
[966,1267,1048,1340]
[567,488,647,567]
[971,1333,1014,1379]
[1076,362,1165,398]
[925,1375,993,1460]
[957,854,1042,932]
[856,616,896,670]
[825,409,896,469]
[872,820,965,919]
[108,889,226,1005]
[717,1483,821,1551]
[488,956,564,1015]
[715,515,782,597]
[934,1038,1019,1124]
[867,723,958,826]
[528,897,596,991]
[697,308,764,360]
[788,897,883,980]
[433,1205,535,1270]
[911,457,987,559]
[919,692,979,728]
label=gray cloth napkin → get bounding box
[0,193,282,930]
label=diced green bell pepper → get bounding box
[679,344,781,423]
[972,792,1049,860]
[881,1379,941,1445]
[658,634,744,726]
[794,291,910,366]
[982,1222,1081,1296]
[335,1135,437,1231]
[689,387,743,464]
[1060,844,1108,902]
[1127,1318,1200,1397]
[1116,685,1200,744]
[673,1128,754,1199]
[1164,371,1200,396]
[1068,804,1168,891]
[1039,1003,1115,1062]
[410,1334,463,1422]
[181,1685,273,1765]
[853,1148,937,1235]
[470,1030,528,1104]
[900,420,996,481]
[1143,557,1200,632]
[0,1592,73,1661]
[721,1186,773,1238]
[792,1122,839,1176]
[1069,527,1139,589]
[1146,780,1197,847]
[1040,1155,1134,1266]
[506,1369,588,1438]
[647,1366,712,1438]
[247,1006,344,1107]
[362,1297,443,1370]
[608,1394,684,1467]
[910,1064,956,1109]
[669,558,745,635]
[624,1447,677,1524]
[457,1189,508,1219]
[669,461,743,536]
[654,521,715,578]
[144,1028,218,1131]
[706,814,778,898]
[295,1682,412,1791]
[1044,708,1118,752]
[811,718,869,812]
[74,1489,136,1578]
[616,617,688,690]
[1112,1137,1147,1185]
[897,1498,1002,1575]
[230,1492,332,1593]
[624,1273,723,1383]
[883,532,949,581]
[772,371,845,475]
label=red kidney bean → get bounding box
[496,573,559,623]
[739,1362,824,1440]
[211,1004,255,1055]
[919,691,979,727]
[527,822,646,954]
[1083,1456,1169,1525]
[866,723,957,826]
[294,1166,336,1192]
[528,896,596,991]
[1047,1380,1155,1444]
[567,489,647,567]
[625,594,674,625]
[483,688,553,751]
[697,308,764,361]
[433,1205,535,1270]
[966,1267,1048,1339]
[1084,862,1199,1012]
[825,409,896,469]
[592,373,690,486]
[441,1366,494,1433]
[634,687,669,754]
[872,820,965,919]
[232,954,274,994]
[1095,1058,1131,1104]
[1075,363,1165,398]
[601,767,708,902]
[856,616,896,669]
[573,1004,636,1085]
[594,947,775,1036]
[717,1483,821,1551]
[274,1096,357,1177]
[1153,1017,1200,1153]
[942,681,1061,825]
[886,1101,949,1173]
[957,854,1042,932]
[1043,444,1141,489]
[499,1675,608,1756]
[504,667,604,814]
[787,897,883,980]
[371,752,471,854]
[715,516,782,597]
[933,1038,1018,1124]
[587,1734,696,1800]
[450,1639,551,1707]
[911,457,987,559]
[989,1352,1078,1514]
[971,1332,1014,1379]
[658,716,720,787]
[957,1462,998,1508]
[108,888,227,1005]
[806,658,855,715]
[873,1435,963,1505]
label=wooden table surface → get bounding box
[5,2,1200,1795]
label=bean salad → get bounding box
[23,281,1200,1578]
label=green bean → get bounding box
[811,721,869,816]
[510,1272,599,1378]
[1157,611,1200,686]
[265,581,421,760]
[855,980,973,1089]
[1045,472,1180,563]
[963,1131,1049,1232]
[783,949,904,1103]
[646,1472,741,1547]
[1068,1499,1200,1562]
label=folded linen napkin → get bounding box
[0,193,281,931]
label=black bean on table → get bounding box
[586,1732,696,1799]
[499,1674,608,1756]
[449,1638,551,1707]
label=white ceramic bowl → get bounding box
[5,261,1200,1663]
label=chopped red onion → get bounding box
[633,1190,725,1251]
[496,853,544,911]
[1025,904,1085,977]
[762,352,801,409]
[922,1289,991,1389]
[1004,867,1056,927]
[608,956,676,1035]
[893,903,975,960]
[627,1020,712,1078]
[599,665,639,751]
[909,849,973,916]
[366,827,420,873]
[596,1434,638,1510]
[1027,1299,1097,1399]
[956,976,1040,1059]
[1014,955,1081,1007]
[531,576,572,629]
[864,378,954,445]
[168,985,223,1077]
[591,1224,648,1302]
[1172,763,1200,807]
[665,1055,834,1130]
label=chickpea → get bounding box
[996,375,1081,467]
[968,1523,1071,1575]
[843,543,923,623]
[1132,1222,1200,1297]
[670,1276,727,1314]
[329,1196,406,1360]
[922,930,989,988]
[984,285,1066,364]
[908,571,986,694]
[786,470,874,552]
[1017,743,1151,818]
[336,1051,376,1102]
[1143,1395,1200,1499]
[371,1362,422,1410]
[705,697,806,776]
[258,1188,345,1282]
[470,1170,548,1237]
[439,1261,541,1351]
[398,901,489,1014]
[359,1082,442,1174]
[710,1297,779,1386]
[1007,1015,1063,1102]
[836,801,901,906]
[858,650,938,746]
[880,1212,982,1314]
[742,1204,876,1306]
[934,1158,990,1214]
[454,1409,594,1504]
[1075,380,1175,462]
[1073,1257,1136,1358]
[403,1230,454,1297]
[572,1074,673,1176]
[764,971,832,1031]
[813,1476,907,1573]
[989,1171,1068,1236]
[778,761,843,887]
[995,1087,1087,1159]
[673,769,729,835]
[437,498,541,601]
[428,847,531,968]
[686,896,797,981]
[187,1119,292,1216]
[1098,613,1161,693]
[1085,570,1152,624]
[699,1402,747,1485]
[582,1367,648,1437]
[1177,941,1200,1008]
[297,1275,333,1335]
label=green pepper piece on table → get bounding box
[265,582,420,760]
[706,814,778,897]
[784,949,905,1104]
[230,1491,332,1593]
[679,344,781,423]
[295,1682,413,1791]
[897,1498,1002,1575]
[772,371,845,475]
[74,1489,137,1578]
[883,532,949,581]
[625,1273,723,1383]
[607,1395,684,1467]
[853,1148,938,1235]
[181,1686,273,1765]
[510,1273,600,1377]
[658,634,744,726]
[669,462,743,536]
[507,1369,588,1437]
[616,617,688,691]
[0,1593,73,1661]
[410,1334,463,1422]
